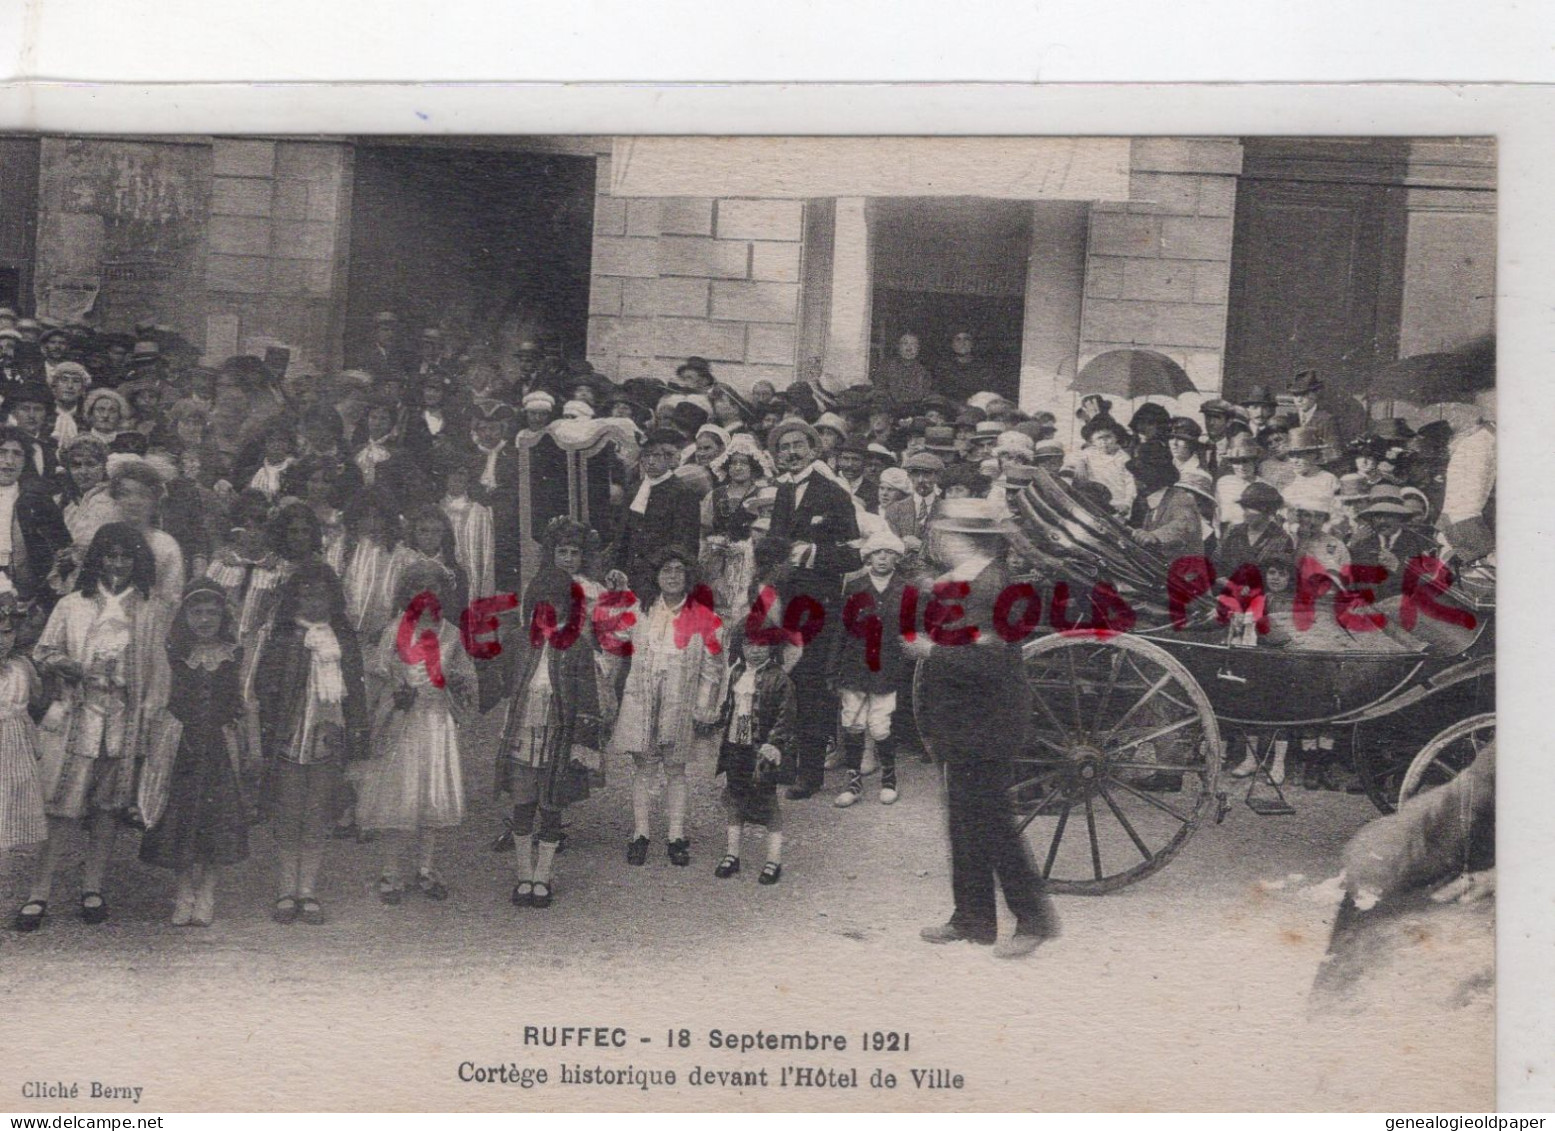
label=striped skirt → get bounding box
[0,717,47,850]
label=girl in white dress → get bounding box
[20,523,171,931]
[357,563,474,903]
[439,457,495,604]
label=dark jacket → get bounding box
[13,478,70,606]
[611,473,702,594]
[253,614,370,766]
[715,657,800,786]
[916,559,1029,764]
[1218,518,1295,578]
[768,466,861,608]
[837,570,910,696]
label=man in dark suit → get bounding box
[914,497,1058,959]
[606,427,702,602]
[832,437,878,515]
[3,383,59,484]
[767,418,861,799]
[0,425,69,617]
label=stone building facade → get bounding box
[5,134,1495,431]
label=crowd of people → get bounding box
[0,307,1494,958]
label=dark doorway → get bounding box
[0,136,39,313]
[1223,139,1408,410]
[869,198,1030,403]
[344,144,596,363]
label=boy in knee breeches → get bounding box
[835,528,909,808]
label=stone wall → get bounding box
[586,160,804,392]
[32,136,354,376]
[1079,138,1244,407]
[204,138,353,373]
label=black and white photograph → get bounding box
[0,130,1498,1110]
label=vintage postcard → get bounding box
[0,125,1503,1112]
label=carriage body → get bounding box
[922,470,1496,895]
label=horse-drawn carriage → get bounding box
[922,468,1495,895]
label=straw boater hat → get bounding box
[928,497,1013,536]
[521,390,556,414]
[765,417,821,457]
[865,442,897,467]
[1357,483,1415,519]
[922,425,959,453]
[814,412,848,439]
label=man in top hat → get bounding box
[1287,370,1346,466]
[1239,384,1279,433]
[766,416,862,799]
[871,332,934,408]
[914,497,1058,958]
[606,427,704,601]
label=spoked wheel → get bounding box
[1012,633,1222,894]
[1399,712,1495,804]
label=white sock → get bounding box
[725,825,742,857]
[766,830,783,866]
[512,838,534,882]
[631,772,652,840]
[667,774,688,842]
[533,840,559,885]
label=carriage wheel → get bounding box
[1398,712,1494,805]
[1010,633,1221,894]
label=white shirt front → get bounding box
[0,481,18,566]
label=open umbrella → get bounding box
[1369,335,1495,404]
[1073,349,1197,400]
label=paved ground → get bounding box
[0,708,1491,1112]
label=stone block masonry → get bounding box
[1078,138,1243,402]
[587,193,805,391]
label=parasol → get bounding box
[1073,349,1197,400]
[1369,335,1495,404]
